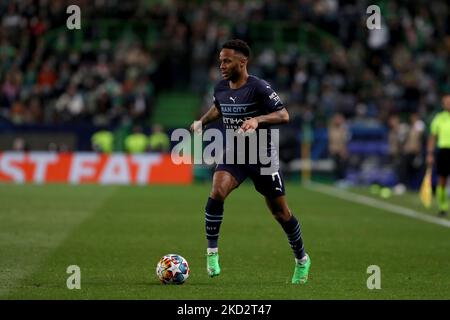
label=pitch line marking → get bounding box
[306,183,450,229]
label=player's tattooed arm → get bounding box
[190,104,221,133]
[239,108,289,133]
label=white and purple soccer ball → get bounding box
[156,254,190,284]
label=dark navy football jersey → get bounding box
[213,75,284,131]
[212,75,284,170]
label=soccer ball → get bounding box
[156,254,190,284]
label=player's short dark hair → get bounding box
[222,39,251,58]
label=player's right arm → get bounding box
[426,134,436,167]
[427,114,439,167]
[190,104,221,133]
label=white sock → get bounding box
[295,254,308,265]
[207,248,218,254]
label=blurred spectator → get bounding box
[124,125,148,154]
[148,124,170,153]
[12,137,27,151]
[55,83,85,121]
[328,113,349,182]
[400,113,425,191]
[387,114,408,191]
[37,60,57,93]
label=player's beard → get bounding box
[227,68,240,83]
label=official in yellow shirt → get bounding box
[125,126,149,154]
[148,124,170,153]
[91,130,114,153]
[427,93,450,216]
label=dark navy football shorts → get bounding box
[436,148,450,177]
[215,163,285,199]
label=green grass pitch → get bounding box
[0,183,449,299]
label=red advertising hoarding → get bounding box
[0,152,192,185]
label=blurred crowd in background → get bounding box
[0,0,155,127]
[0,0,449,188]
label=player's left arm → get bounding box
[240,108,289,132]
[240,81,288,132]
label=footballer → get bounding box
[190,39,311,284]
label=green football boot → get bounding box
[292,254,311,284]
[206,252,221,277]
